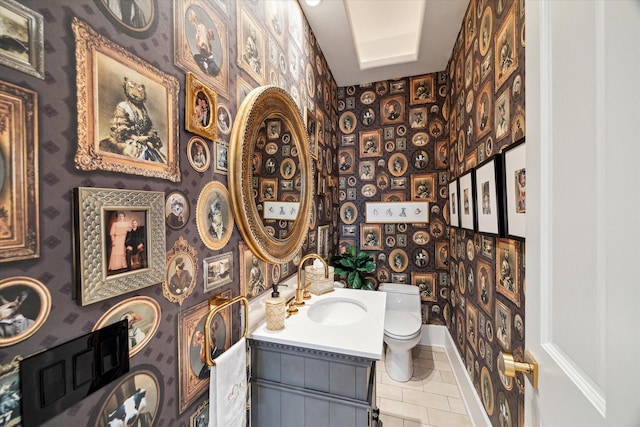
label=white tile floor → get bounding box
[376,345,472,427]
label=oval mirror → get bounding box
[229,86,313,264]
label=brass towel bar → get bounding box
[204,295,249,366]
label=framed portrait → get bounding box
[494,5,518,91]
[259,178,278,201]
[0,0,44,79]
[174,0,229,99]
[0,356,21,425]
[358,160,376,181]
[496,238,520,307]
[196,181,234,251]
[190,399,209,427]
[466,303,478,352]
[163,236,198,305]
[0,276,50,347]
[337,148,355,174]
[360,224,382,251]
[476,259,494,316]
[186,72,218,140]
[93,295,161,357]
[165,190,190,230]
[448,179,460,227]
[96,0,158,38]
[380,95,405,125]
[388,153,408,177]
[0,81,39,263]
[204,251,233,292]
[240,242,269,301]
[495,89,511,141]
[409,107,428,130]
[502,138,526,239]
[214,139,229,175]
[389,248,408,273]
[359,129,382,158]
[476,80,493,140]
[475,156,504,236]
[90,364,163,426]
[435,241,449,269]
[495,299,512,351]
[72,18,180,182]
[411,174,436,202]
[72,187,166,306]
[410,75,435,105]
[340,201,358,225]
[178,290,232,414]
[305,107,318,159]
[187,136,211,172]
[317,224,330,260]
[413,272,436,302]
[217,104,232,135]
[458,170,476,232]
[237,6,266,85]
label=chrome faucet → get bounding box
[287,253,329,315]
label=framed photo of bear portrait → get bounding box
[72,187,166,306]
[72,18,180,182]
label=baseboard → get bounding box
[420,325,491,427]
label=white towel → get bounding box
[209,337,247,427]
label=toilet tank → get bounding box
[379,283,420,311]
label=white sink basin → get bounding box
[307,297,367,326]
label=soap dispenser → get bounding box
[265,283,286,331]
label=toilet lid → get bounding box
[385,310,421,337]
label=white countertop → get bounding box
[249,286,386,360]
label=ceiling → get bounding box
[298,0,469,87]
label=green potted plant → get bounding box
[331,245,376,290]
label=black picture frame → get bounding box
[458,169,476,232]
[474,155,505,236]
[502,138,526,239]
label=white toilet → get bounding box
[379,283,422,382]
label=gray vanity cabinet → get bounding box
[249,339,382,426]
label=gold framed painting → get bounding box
[186,72,218,140]
[0,80,39,263]
[163,236,198,306]
[0,0,44,79]
[494,5,518,91]
[72,18,180,182]
[72,187,166,306]
[174,0,229,99]
[237,6,266,85]
[195,181,234,251]
[178,290,232,414]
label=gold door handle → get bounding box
[498,350,539,389]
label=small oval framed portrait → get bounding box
[93,296,161,357]
[90,364,163,427]
[196,181,234,250]
[280,158,296,179]
[216,104,232,135]
[340,202,358,225]
[0,277,51,347]
[165,190,190,230]
[187,137,211,172]
[96,0,159,38]
[389,249,408,273]
[339,111,357,134]
[163,236,198,305]
[388,153,408,177]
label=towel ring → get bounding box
[204,295,249,366]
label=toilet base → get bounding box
[384,343,415,382]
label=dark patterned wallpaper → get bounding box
[0,0,336,425]
[446,0,526,426]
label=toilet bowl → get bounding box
[379,283,422,382]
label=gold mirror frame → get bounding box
[229,86,313,263]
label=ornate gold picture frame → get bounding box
[0,0,44,79]
[163,236,198,306]
[186,72,218,141]
[0,80,39,263]
[196,181,234,251]
[0,276,50,347]
[72,187,166,306]
[72,18,180,182]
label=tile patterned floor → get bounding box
[376,345,473,427]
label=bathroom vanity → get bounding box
[249,287,386,426]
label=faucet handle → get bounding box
[303,288,311,300]
[286,300,299,315]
